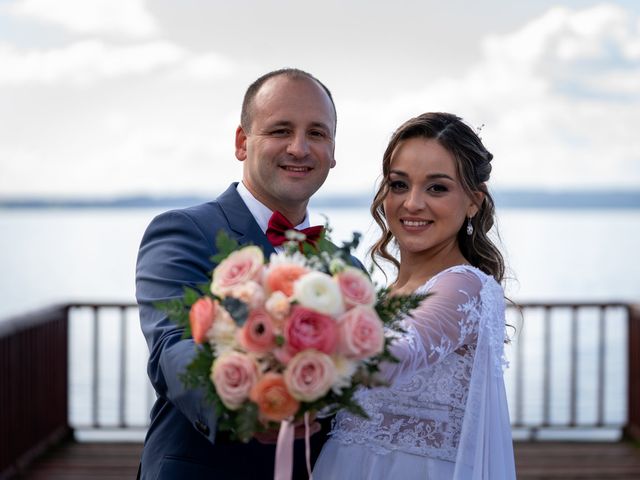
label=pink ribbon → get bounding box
[274,419,294,480]
[273,413,313,480]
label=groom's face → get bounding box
[235,76,336,221]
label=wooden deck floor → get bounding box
[12,440,640,479]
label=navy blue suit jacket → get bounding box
[136,183,345,479]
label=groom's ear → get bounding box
[235,125,248,161]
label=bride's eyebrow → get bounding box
[426,173,455,181]
[389,170,455,181]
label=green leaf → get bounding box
[233,402,260,442]
[154,298,190,331]
[183,286,201,306]
[179,344,215,390]
[211,230,240,264]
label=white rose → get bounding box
[207,307,238,355]
[293,271,345,316]
[330,355,358,394]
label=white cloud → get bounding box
[7,0,158,38]
[329,3,640,192]
[1,2,639,197]
[0,40,235,85]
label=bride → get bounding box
[313,112,516,479]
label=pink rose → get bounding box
[284,350,336,402]
[189,297,218,344]
[211,246,264,297]
[237,308,277,355]
[336,267,376,309]
[284,306,338,356]
[211,351,259,410]
[338,305,385,360]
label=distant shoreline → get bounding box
[1,190,639,210]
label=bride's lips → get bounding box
[399,217,433,231]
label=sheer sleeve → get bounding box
[380,267,484,383]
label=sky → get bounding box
[1,0,639,199]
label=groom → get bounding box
[136,69,339,479]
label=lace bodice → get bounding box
[330,265,508,463]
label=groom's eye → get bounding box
[270,129,290,136]
[308,129,327,139]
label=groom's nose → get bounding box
[286,132,310,158]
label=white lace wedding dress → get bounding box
[313,265,516,479]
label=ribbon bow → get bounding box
[266,211,323,250]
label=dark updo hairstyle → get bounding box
[370,112,505,282]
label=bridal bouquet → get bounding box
[157,228,423,444]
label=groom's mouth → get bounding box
[280,166,313,175]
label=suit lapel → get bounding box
[217,183,276,257]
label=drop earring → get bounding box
[466,217,474,236]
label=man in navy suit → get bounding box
[136,69,340,479]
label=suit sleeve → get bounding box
[136,209,219,444]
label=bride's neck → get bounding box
[392,245,468,295]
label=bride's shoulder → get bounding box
[416,264,499,296]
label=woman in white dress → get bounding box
[314,112,516,479]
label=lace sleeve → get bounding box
[379,267,484,383]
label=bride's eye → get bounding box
[388,180,408,192]
[427,184,448,193]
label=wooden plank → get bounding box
[19,442,141,479]
[16,441,640,479]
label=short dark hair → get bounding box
[240,68,336,132]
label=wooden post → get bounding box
[624,304,640,442]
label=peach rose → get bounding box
[228,280,266,309]
[265,263,308,297]
[189,297,218,344]
[211,351,259,410]
[237,308,276,355]
[338,305,385,360]
[336,267,376,309]
[284,350,336,402]
[211,246,264,297]
[249,372,300,422]
[284,306,338,355]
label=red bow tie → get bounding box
[266,211,324,249]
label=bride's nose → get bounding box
[403,188,425,212]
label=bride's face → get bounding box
[383,137,477,259]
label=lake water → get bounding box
[1,206,639,440]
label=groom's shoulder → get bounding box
[151,184,239,228]
[142,200,227,247]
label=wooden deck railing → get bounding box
[1,300,639,477]
[0,305,71,478]
[624,304,640,440]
